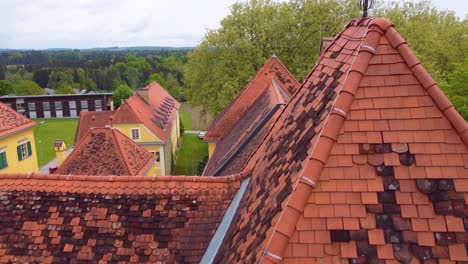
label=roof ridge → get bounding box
[260,17,383,262]
[0,172,245,184]
[383,24,468,146]
[112,128,155,175]
[111,128,133,175]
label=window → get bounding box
[28,102,36,111]
[81,100,88,109]
[151,151,161,162]
[55,101,63,118]
[16,99,25,112]
[43,102,51,118]
[95,99,102,111]
[131,128,140,140]
[17,141,32,161]
[0,149,7,170]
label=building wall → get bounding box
[0,128,39,173]
[0,94,113,119]
[111,123,166,176]
[208,142,216,158]
[170,111,180,158]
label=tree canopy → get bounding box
[184,0,467,118]
[13,80,44,96]
[113,84,133,108]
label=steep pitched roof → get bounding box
[57,127,155,176]
[111,82,179,142]
[74,111,115,144]
[204,56,299,142]
[0,101,35,137]
[214,18,468,263]
[203,80,287,176]
[0,174,240,263]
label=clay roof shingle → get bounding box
[57,127,155,176]
[204,80,287,176]
[74,111,115,144]
[0,101,35,137]
[214,18,468,263]
[0,174,240,263]
[204,56,299,142]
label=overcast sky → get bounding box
[0,0,465,49]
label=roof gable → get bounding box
[111,82,179,142]
[57,127,154,176]
[214,18,467,263]
[205,56,299,141]
[74,111,115,144]
[0,102,35,137]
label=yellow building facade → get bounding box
[0,105,39,174]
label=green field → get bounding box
[175,134,208,175]
[179,108,192,130]
[33,118,78,167]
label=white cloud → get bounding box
[0,0,465,49]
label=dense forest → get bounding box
[0,49,189,103]
[185,0,467,119]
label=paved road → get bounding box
[39,147,74,173]
[184,130,206,134]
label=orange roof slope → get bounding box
[57,127,155,176]
[204,80,287,176]
[0,101,35,137]
[214,18,467,263]
[205,56,299,141]
[74,111,115,144]
[112,81,179,142]
[0,174,239,263]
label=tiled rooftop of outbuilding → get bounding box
[74,111,115,144]
[0,173,240,263]
[0,101,35,137]
[204,56,299,142]
[214,17,467,263]
[204,80,287,176]
[57,127,155,176]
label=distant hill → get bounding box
[0,46,194,52]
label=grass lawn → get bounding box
[175,134,208,175]
[33,118,78,167]
[179,108,192,130]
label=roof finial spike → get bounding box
[271,53,277,59]
[357,0,374,18]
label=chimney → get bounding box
[320,37,334,55]
[54,139,67,166]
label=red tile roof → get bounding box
[112,81,179,142]
[0,173,240,263]
[204,56,299,142]
[214,18,468,263]
[203,80,287,176]
[0,101,35,137]
[57,127,155,176]
[74,111,115,144]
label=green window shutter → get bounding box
[27,142,32,157]
[0,153,5,169]
[3,152,7,168]
[17,146,22,161]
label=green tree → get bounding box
[185,0,466,116]
[0,80,14,96]
[113,84,133,108]
[13,80,44,95]
[185,0,359,115]
[55,85,76,95]
[440,59,468,119]
[145,73,167,87]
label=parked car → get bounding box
[198,132,206,139]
